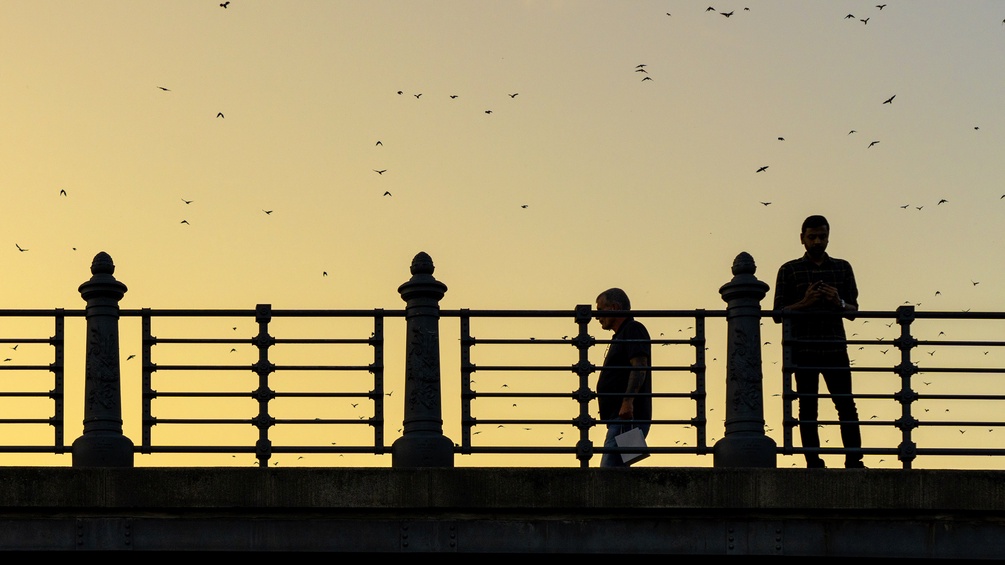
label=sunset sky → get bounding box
[2,1,1004,469]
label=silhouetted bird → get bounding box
[848,130,857,134]
[180,220,189,225]
[323,271,328,277]
[509,93,519,98]
[861,18,870,24]
[14,244,27,252]
[845,14,855,19]
[760,202,771,206]
[374,169,387,174]
[521,204,529,208]
[383,191,392,197]
[883,95,895,104]
[876,4,886,9]
[720,11,734,17]
[263,210,273,215]
[220,1,229,7]
[485,110,493,114]
[756,166,768,172]
[938,199,948,205]
[868,140,880,148]
[158,86,170,91]
[641,76,653,81]
[181,198,193,204]
[375,140,382,146]
[59,189,67,196]
[414,93,422,98]
[449,95,458,99]
[706,7,715,12]
[216,112,224,118]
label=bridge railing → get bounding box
[1,251,1004,469]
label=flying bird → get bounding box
[760,202,771,206]
[876,4,886,9]
[374,169,387,174]
[216,112,224,118]
[845,14,855,19]
[181,198,193,204]
[720,11,734,17]
[883,95,896,104]
[848,130,857,134]
[756,166,768,173]
[375,140,382,146]
[868,140,880,148]
[383,191,392,197]
[14,244,27,252]
[938,199,948,205]
[520,204,529,208]
[777,137,784,141]
[706,7,715,12]
[59,189,67,196]
[180,220,189,225]
[641,76,653,81]
[449,95,458,99]
[323,271,328,277]
[262,210,273,215]
[220,1,229,7]
[485,110,493,114]
[413,93,422,99]
[508,93,519,98]
[126,354,136,360]
[861,17,870,24]
[157,86,170,91]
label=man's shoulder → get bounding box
[778,257,806,272]
[620,318,650,338]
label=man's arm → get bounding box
[618,356,649,420]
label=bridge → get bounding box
[1,251,1004,557]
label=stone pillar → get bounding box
[392,252,454,467]
[72,252,134,467]
[713,252,776,468]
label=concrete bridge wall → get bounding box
[1,467,1003,558]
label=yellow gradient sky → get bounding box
[2,2,1004,468]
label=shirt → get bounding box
[773,253,858,353]
[597,318,653,422]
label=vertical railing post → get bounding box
[894,305,918,469]
[713,252,776,468]
[251,303,276,467]
[72,252,134,467]
[392,252,454,467]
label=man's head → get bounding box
[800,215,830,262]
[596,288,631,332]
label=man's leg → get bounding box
[795,367,824,468]
[822,351,863,468]
[601,423,629,468]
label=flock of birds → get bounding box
[6,2,1005,469]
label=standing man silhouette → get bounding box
[595,288,652,467]
[774,215,864,469]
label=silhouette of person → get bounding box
[595,288,652,467]
[773,215,864,468]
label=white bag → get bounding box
[615,427,649,465]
